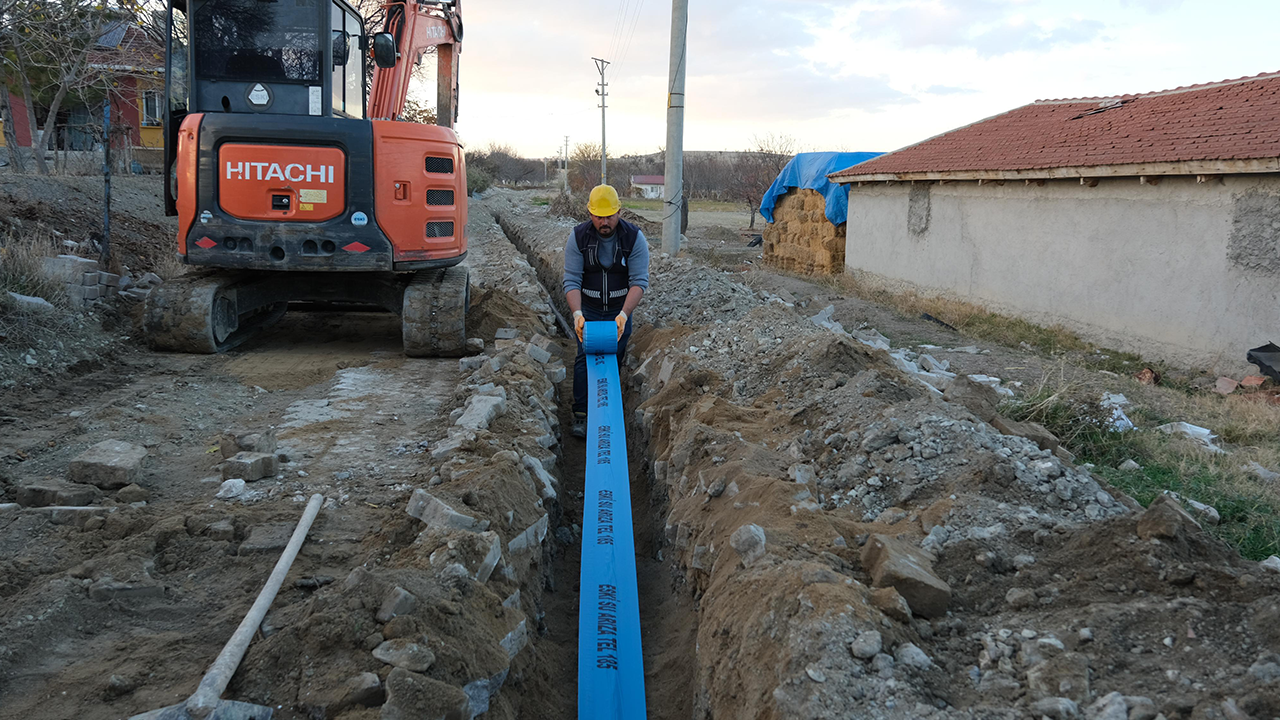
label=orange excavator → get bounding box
[146,0,470,355]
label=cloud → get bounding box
[923,84,977,95]
[852,1,1107,56]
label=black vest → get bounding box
[574,219,638,311]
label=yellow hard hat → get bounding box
[587,184,621,217]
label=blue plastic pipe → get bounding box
[577,321,647,720]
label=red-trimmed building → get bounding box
[829,72,1280,372]
[2,22,164,153]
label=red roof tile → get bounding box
[832,72,1280,179]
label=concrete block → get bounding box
[222,451,280,481]
[529,333,554,351]
[494,339,518,351]
[98,271,121,287]
[15,479,98,507]
[525,343,552,364]
[7,292,55,312]
[33,505,112,528]
[82,272,100,286]
[220,428,278,459]
[460,356,486,372]
[41,255,98,284]
[545,364,567,384]
[67,284,101,301]
[406,489,487,532]
[861,534,951,619]
[730,523,767,567]
[372,638,436,672]
[68,440,147,490]
[137,272,163,288]
[494,328,519,340]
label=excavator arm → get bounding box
[368,0,462,127]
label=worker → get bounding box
[563,184,651,439]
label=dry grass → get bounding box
[1004,367,1280,560]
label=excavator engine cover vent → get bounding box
[425,221,455,238]
[426,189,455,206]
[424,156,454,174]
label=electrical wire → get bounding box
[610,0,645,86]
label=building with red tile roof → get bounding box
[827,73,1280,373]
[831,72,1280,183]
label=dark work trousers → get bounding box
[573,304,634,416]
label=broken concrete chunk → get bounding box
[729,523,766,567]
[376,586,418,623]
[380,667,470,720]
[1029,697,1080,720]
[861,534,951,618]
[501,618,528,660]
[15,479,98,508]
[115,483,149,504]
[529,334,554,351]
[507,514,549,554]
[222,451,280,481]
[216,478,246,499]
[455,395,507,431]
[68,440,147,490]
[475,531,502,582]
[207,519,235,541]
[494,328,519,340]
[372,639,436,672]
[220,428,277,459]
[406,489,487,532]
[522,455,559,500]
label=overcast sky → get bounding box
[440,0,1280,159]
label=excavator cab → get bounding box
[149,0,471,356]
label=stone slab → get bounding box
[68,440,147,490]
[239,523,294,554]
[223,451,280,481]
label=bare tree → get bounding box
[730,133,796,228]
[0,0,126,174]
[568,142,602,192]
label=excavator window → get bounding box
[194,0,322,83]
[330,2,364,118]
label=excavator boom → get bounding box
[369,0,462,126]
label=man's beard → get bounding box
[597,225,615,237]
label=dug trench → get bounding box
[0,201,604,720]
[486,188,1280,720]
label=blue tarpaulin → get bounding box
[578,321,646,720]
[759,151,883,226]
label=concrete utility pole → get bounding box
[662,0,688,255]
[593,57,610,185]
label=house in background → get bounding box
[630,175,664,199]
[830,71,1280,373]
[1,22,164,163]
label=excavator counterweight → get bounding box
[147,0,469,356]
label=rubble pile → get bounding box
[486,189,1280,720]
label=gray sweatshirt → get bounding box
[562,228,651,295]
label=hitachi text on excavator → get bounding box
[145,0,471,356]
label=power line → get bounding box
[611,0,646,86]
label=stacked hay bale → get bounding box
[762,188,846,275]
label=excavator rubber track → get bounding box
[143,272,287,353]
[402,265,470,357]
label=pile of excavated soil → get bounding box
[486,188,1280,720]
